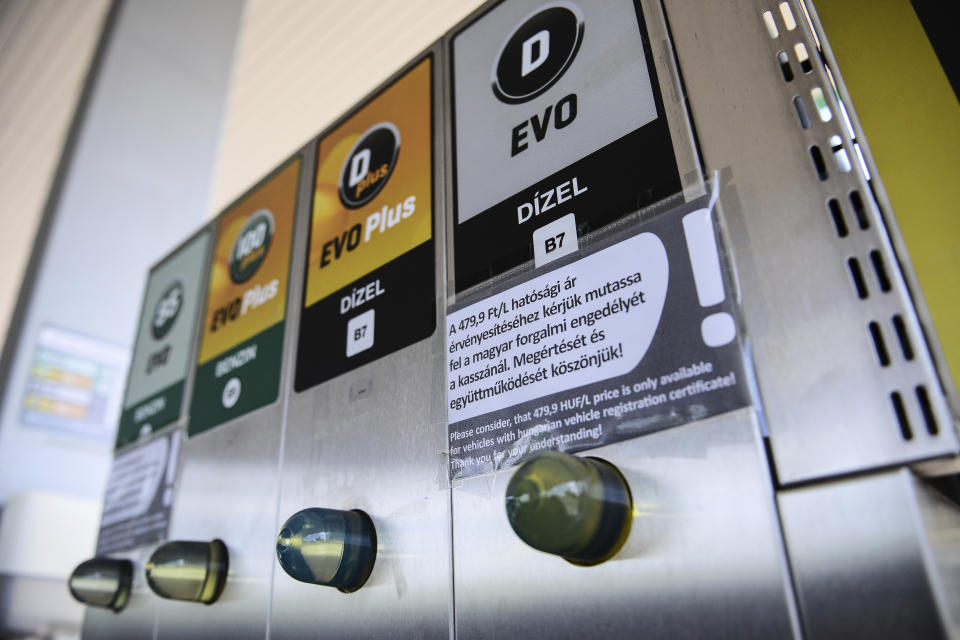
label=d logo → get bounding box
[339,122,401,209]
[492,2,584,104]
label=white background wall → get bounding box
[0,0,110,347]
[0,0,242,506]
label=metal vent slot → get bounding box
[809,144,828,180]
[763,10,780,38]
[810,86,832,122]
[726,0,960,477]
[830,135,852,172]
[869,321,891,367]
[891,391,913,440]
[915,386,938,435]
[793,96,810,128]
[869,250,892,293]
[793,42,812,73]
[778,51,795,82]
[778,2,798,30]
[847,257,868,299]
[828,198,848,237]
[849,190,869,229]
[891,315,914,361]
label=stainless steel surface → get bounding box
[152,407,283,639]
[641,0,705,200]
[916,478,960,637]
[453,410,800,639]
[268,47,452,639]
[661,0,958,484]
[270,346,451,639]
[779,468,960,639]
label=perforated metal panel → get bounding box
[662,0,958,485]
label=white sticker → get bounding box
[346,309,375,357]
[701,312,736,347]
[533,213,579,267]
[447,232,668,424]
[682,207,725,307]
[100,436,169,527]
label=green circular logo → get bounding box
[230,210,274,284]
[152,280,183,340]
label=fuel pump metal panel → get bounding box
[660,0,958,484]
[269,47,451,640]
[453,410,799,639]
[152,409,283,638]
[271,337,451,639]
[779,469,960,639]
[84,227,216,640]
[153,150,312,640]
[444,2,800,634]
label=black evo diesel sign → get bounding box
[450,0,682,292]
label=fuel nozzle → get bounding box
[505,452,632,565]
[145,539,228,604]
[276,508,377,593]
[68,557,134,612]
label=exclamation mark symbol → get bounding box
[681,207,736,347]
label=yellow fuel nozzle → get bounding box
[505,452,632,566]
[145,539,228,604]
[68,557,134,612]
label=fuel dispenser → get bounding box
[73,227,211,638]
[444,1,800,636]
[151,156,305,639]
[269,50,452,639]
[71,0,960,638]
